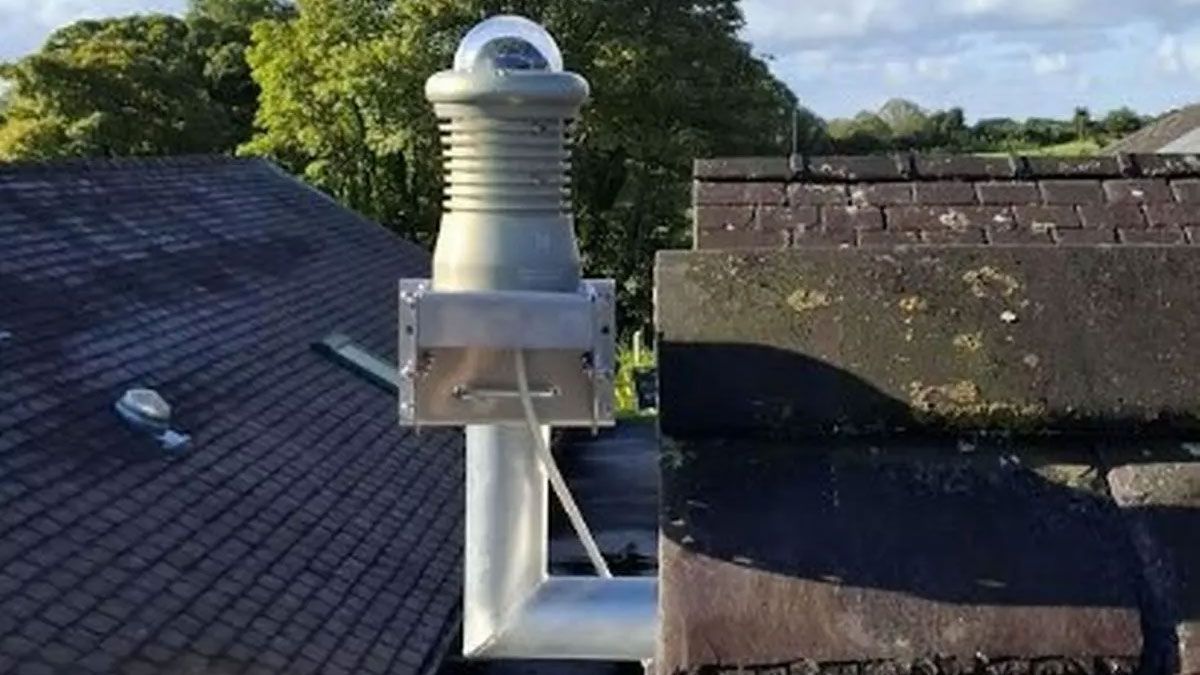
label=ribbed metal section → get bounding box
[439,117,572,213]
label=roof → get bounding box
[1104,104,1200,154]
[0,156,463,675]
[692,153,1200,249]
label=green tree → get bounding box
[0,15,234,159]
[791,106,831,154]
[189,0,294,25]
[1072,106,1092,141]
[828,112,892,154]
[244,0,795,331]
[186,0,296,153]
[1101,107,1143,139]
[878,98,929,146]
[927,107,968,150]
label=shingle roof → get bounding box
[0,156,463,675]
[692,153,1200,249]
[1104,104,1200,154]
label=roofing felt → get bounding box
[0,156,463,675]
[1104,104,1200,154]
[692,153,1200,249]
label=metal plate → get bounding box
[398,279,615,428]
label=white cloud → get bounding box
[915,55,959,80]
[1157,31,1200,76]
[1032,52,1069,75]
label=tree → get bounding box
[1072,106,1092,142]
[243,0,795,331]
[791,106,831,155]
[878,98,929,146]
[0,2,288,161]
[828,112,892,154]
[186,0,296,153]
[927,107,968,150]
[189,0,293,25]
[0,15,235,159]
[1101,107,1143,139]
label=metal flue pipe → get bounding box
[423,15,657,661]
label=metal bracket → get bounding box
[398,279,616,428]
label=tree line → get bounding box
[0,0,1155,331]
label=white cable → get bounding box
[515,349,613,578]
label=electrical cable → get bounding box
[514,349,613,578]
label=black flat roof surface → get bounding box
[0,157,463,675]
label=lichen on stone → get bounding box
[787,288,832,313]
[908,380,1047,429]
[962,266,1022,299]
[953,332,984,353]
[898,295,928,313]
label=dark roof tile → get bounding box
[0,157,460,674]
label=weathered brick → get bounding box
[695,205,754,231]
[887,205,1014,232]
[1103,179,1173,204]
[792,227,856,247]
[695,205,795,250]
[1132,153,1200,177]
[986,224,1054,245]
[1054,228,1117,245]
[1144,203,1200,229]
[914,154,1017,179]
[913,182,977,205]
[1078,204,1145,230]
[849,183,914,206]
[696,227,790,250]
[694,158,792,180]
[821,206,883,231]
[1025,156,1121,178]
[788,183,849,205]
[1117,228,1186,244]
[694,181,786,205]
[1013,206,1081,232]
[1039,180,1104,204]
[758,206,819,231]
[803,155,908,181]
[976,181,1040,205]
[857,230,922,246]
[1172,179,1200,203]
[921,227,987,244]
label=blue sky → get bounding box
[2,0,1199,120]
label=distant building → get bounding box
[1105,103,1200,153]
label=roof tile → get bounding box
[0,157,460,675]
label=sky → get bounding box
[1,0,1198,121]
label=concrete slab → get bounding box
[658,439,1143,673]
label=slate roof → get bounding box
[1104,104,1200,154]
[692,153,1200,249]
[0,157,463,675]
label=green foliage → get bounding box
[188,0,294,25]
[0,15,233,159]
[823,98,1148,155]
[0,2,287,161]
[614,338,656,417]
[243,0,795,332]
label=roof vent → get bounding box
[115,388,191,454]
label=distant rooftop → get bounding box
[1104,104,1200,154]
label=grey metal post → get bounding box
[424,16,656,661]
